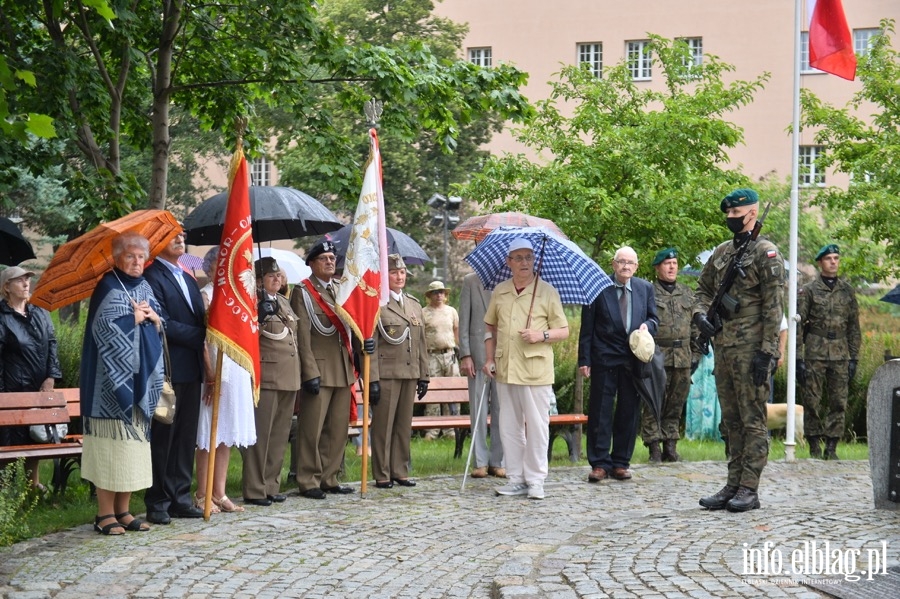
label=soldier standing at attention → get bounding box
[797,244,860,460]
[641,248,699,464]
[694,188,785,513]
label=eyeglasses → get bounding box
[509,255,535,263]
[614,259,637,267]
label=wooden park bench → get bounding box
[0,390,83,494]
[351,376,587,459]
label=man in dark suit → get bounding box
[578,246,658,483]
[143,229,207,523]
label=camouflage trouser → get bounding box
[801,359,849,439]
[425,351,459,439]
[640,366,691,443]
[714,347,769,491]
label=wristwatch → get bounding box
[543,331,550,342]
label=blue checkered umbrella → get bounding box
[464,226,613,305]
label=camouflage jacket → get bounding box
[798,276,861,361]
[694,236,785,356]
[653,280,700,369]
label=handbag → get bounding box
[29,422,68,443]
[154,333,177,425]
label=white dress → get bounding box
[196,283,257,450]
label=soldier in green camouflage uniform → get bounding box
[694,188,785,513]
[797,244,860,460]
[641,248,700,463]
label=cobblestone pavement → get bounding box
[2,459,899,598]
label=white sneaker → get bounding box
[495,482,528,496]
[527,484,545,500]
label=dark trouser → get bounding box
[587,365,640,470]
[145,381,201,513]
[242,388,296,499]
[801,359,849,439]
[641,366,691,443]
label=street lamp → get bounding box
[427,193,461,281]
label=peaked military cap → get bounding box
[255,257,280,277]
[305,240,337,265]
[652,247,678,266]
[720,188,760,212]
[387,253,406,270]
[815,244,840,261]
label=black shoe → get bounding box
[322,485,354,494]
[300,488,327,499]
[170,505,203,518]
[146,511,171,525]
[726,486,761,512]
[374,480,394,489]
[244,497,273,507]
[267,494,287,503]
[699,485,739,510]
[391,478,416,487]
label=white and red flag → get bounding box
[333,128,390,341]
[808,0,857,81]
[206,145,261,404]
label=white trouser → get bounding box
[495,382,551,486]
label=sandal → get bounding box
[212,495,245,513]
[194,493,220,514]
[115,512,150,532]
[94,514,125,536]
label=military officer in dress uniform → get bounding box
[369,254,429,488]
[290,240,360,499]
[694,188,785,513]
[242,258,310,506]
[641,248,699,464]
[797,244,861,460]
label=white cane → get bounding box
[461,376,491,493]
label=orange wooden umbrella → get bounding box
[30,210,181,311]
[450,211,567,242]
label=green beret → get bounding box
[815,244,840,261]
[652,247,678,266]
[720,188,760,212]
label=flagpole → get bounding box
[785,0,803,462]
[204,351,223,519]
[361,353,371,495]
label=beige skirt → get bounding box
[81,419,153,492]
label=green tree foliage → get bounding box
[461,34,769,270]
[800,19,900,281]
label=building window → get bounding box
[250,157,271,186]
[577,43,602,78]
[799,145,825,187]
[854,28,880,56]
[680,37,703,69]
[468,47,492,67]
[800,32,816,73]
[626,40,652,80]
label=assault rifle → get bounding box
[697,203,771,355]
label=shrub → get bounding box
[553,314,587,414]
[53,315,85,388]
[0,460,38,547]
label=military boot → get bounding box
[726,486,761,512]
[699,485,738,510]
[808,436,822,459]
[662,440,680,462]
[824,437,839,460]
[647,441,662,463]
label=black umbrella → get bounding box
[0,217,36,266]
[880,284,900,306]
[183,186,343,245]
[632,348,665,428]
[322,224,432,267]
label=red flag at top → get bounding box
[332,129,390,341]
[809,0,857,81]
[206,147,261,404]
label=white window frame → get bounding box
[626,40,652,81]
[799,145,826,187]
[577,42,603,78]
[468,47,492,67]
[854,28,880,57]
[680,37,703,69]
[250,156,271,187]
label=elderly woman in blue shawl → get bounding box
[81,232,164,535]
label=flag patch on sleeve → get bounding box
[766,250,777,259]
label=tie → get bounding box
[325,283,335,300]
[618,286,628,330]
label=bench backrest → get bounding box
[0,392,70,427]
[353,376,469,407]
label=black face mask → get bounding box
[725,216,746,234]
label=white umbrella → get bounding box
[252,248,311,284]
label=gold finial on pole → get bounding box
[364,98,383,128]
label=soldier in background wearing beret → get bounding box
[641,248,699,464]
[694,188,784,513]
[797,244,860,460]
